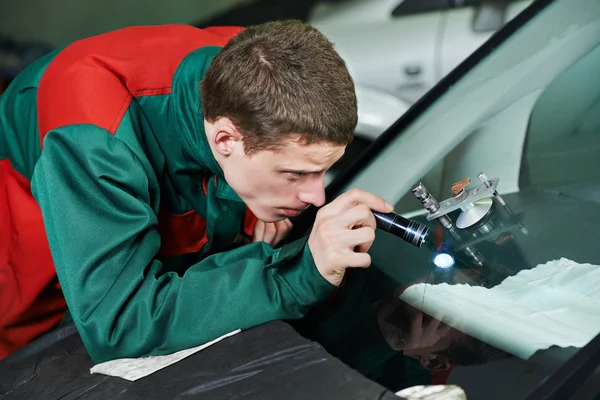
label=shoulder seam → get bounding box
[110,94,133,133]
[131,87,172,97]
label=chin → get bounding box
[265,216,287,223]
[249,207,281,223]
[265,213,290,223]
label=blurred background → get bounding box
[0,0,256,46]
[0,0,528,172]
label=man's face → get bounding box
[377,295,459,371]
[223,136,345,222]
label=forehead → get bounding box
[269,136,346,165]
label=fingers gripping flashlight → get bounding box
[372,211,430,248]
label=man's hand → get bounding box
[307,188,393,286]
[253,219,293,248]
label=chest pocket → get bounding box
[156,176,258,256]
[156,208,209,256]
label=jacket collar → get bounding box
[169,46,242,203]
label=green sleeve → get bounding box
[31,125,336,363]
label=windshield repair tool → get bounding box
[372,211,430,248]
[412,172,528,267]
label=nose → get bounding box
[297,174,326,208]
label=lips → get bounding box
[281,208,304,217]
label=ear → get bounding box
[210,117,242,157]
[419,356,452,372]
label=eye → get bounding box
[285,172,306,181]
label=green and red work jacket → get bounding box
[0,24,335,362]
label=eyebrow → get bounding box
[278,167,324,174]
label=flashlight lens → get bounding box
[434,253,455,268]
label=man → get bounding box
[0,20,393,362]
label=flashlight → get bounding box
[372,211,430,248]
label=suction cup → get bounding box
[456,198,493,229]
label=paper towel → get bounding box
[399,258,600,359]
[90,329,241,381]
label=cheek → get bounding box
[254,175,301,202]
[225,157,300,201]
[266,175,296,195]
[232,168,288,197]
[223,159,259,196]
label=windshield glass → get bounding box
[294,0,600,398]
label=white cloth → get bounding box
[399,258,600,359]
[90,329,241,381]
[396,385,467,400]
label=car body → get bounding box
[309,0,533,141]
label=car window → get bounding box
[297,0,600,398]
[392,0,453,17]
[392,0,525,18]
[520,43,600,195]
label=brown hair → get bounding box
[438,334,512,366]
[200,20,357,155]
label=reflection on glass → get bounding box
[297,0,600,397]
[377,290,511,369]
[293,266,515,393]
